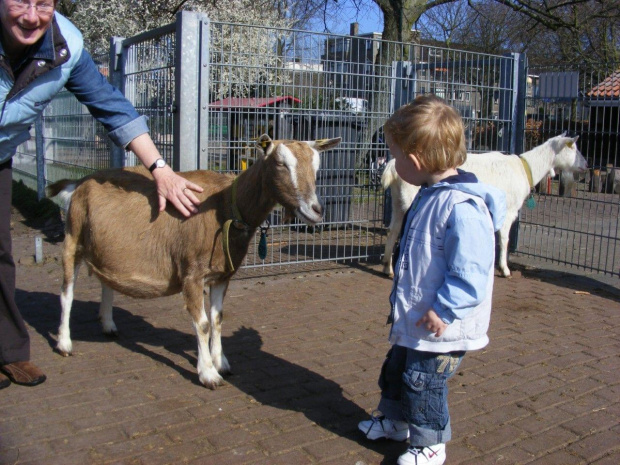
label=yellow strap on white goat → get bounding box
[520,157,534,189]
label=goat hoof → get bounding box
[199,369,223,389]
[104,330,119,339]
[216,357,231,375]
[381,264,394,278]
[201,376,223,390]
[56,348,72,357]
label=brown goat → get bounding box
[47,135,341,389]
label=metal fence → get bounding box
[518,65,620,276]
[12,11,618,276]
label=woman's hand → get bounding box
[128,134,204,217]
[151,165,203,217]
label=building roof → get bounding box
[209,96,301,109]
[587,70,620,99]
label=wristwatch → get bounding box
[148,158,166,172]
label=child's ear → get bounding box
[408,152,423,170]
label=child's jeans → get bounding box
[377,345,465,447]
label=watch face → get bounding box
[149,159,167,172]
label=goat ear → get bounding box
[256,134,275,157]
[565,135,579,149]
[308,137,342,152]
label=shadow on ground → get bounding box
[510,262,620,303]
[17,289,404,464]
[223,326,405,463]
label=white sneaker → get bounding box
[358,411,409,441]
[397,444,446,465]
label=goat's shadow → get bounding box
[16,289,201,385]
[16,289,404,464]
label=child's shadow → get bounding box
[223,326,406,463]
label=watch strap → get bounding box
[148,158,165,172]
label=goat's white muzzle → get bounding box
[296,199,323,225]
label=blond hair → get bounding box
[384,95,467,172]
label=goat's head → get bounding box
[255,134,341,225]
[549,134,588,177]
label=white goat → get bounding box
[47,135,341,389]
[381,134,588,278]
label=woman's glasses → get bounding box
[6,0,55,16]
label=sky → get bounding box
[307,0,384,35]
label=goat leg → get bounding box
[496,222,513,278]
[57,253,80,357]
[99,283,118,337]
[185,280,223,389]
[208,282,231,376]
[382,226,398,278]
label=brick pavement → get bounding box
[1,211,619,465]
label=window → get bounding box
[335,39,350,53]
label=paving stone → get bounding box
[3,209,619,464]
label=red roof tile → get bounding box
[587,70,620,99]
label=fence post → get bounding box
[174,11,210,171]
[507,53,528,254]
[513,53,528,156]
[499,53,527,155]
[35,116,45,200]
[109,37,126,168]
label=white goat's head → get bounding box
[255,134,341,225]
[548,133,588,178]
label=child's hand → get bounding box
[416,310,448,337]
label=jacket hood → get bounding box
[427,169,506,231]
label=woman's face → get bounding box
[0,0,55,58]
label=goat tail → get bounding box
[380,158,398,190]
[46,179,77,208]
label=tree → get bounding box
[314,1,618,66]
[68,0,296,54]
[66,1,299,100]
[419,0,620,66]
